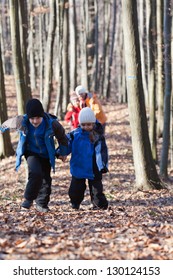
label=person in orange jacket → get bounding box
[75,85,107,133]
[64,91,81,130]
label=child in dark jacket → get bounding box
[0,99,68,212]
[65,107,108,210]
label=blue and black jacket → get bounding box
[66,122,108,180]
[0,113,68,172]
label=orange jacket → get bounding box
[85,94,107,125]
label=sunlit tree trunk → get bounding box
[122,0,162,190]
[160,0,172,178]
[38,11,44,100]
[138,0,148,106]
[28,0,36,91]
[19,0,31,100]
[69,0,77,91]
[157,0,164,138]
[42,0,56,111]
[90,0,99,91]
[54,0,64,118]
[62,1,69,113]
[170,5,173,169]
[146,0,157,161]
[105,0,116,98]
[0,43,14,158]
[9,0,27,114]
[80,0,88,88]
[101,1,111,98]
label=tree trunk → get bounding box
[28,0,36,91]
[106,0,116,99]
[0,42,14,158]
[42,0,56,111]
[138,0,148,106]
[79,0,88,88]
[157,0,164,138]
[54,0,64,118]
[9,0,27,114]
[19,0,32,101]
[90,0,99,91]
[160,0,172,178]
[61,1,69,113]
[122,0,162,190]
[146,0,157,161]
[69,0,77,91]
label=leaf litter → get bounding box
[1,84,173,259]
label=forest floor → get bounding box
[1,76,173,260]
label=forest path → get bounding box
[1,96,173,260]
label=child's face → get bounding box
[29,117,43,127]
[81,123,94,132]
[78,93,87,101]
[71,99,80,107]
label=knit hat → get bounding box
[78,107,96,124]
[70,92,79,102]
[26,98,44,118]
[75,85,87,96]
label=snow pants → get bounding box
[24,155,52,207]
[69,175,108,209]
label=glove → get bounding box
[101,167,109,174]
[0,125,9,133]
[55,153,60,159]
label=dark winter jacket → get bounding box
[0,113,68,171]
[66,122,108,180]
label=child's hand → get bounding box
[101,167,109,173]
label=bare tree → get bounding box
[54,0,65,118]
[160,0,172,178]
[42,0,56,111]
[146,0,157,161]
[62,1,69,113]
[79,0,88,88]
[28,0,36,91]
[0,42,14,158]
[69,0,77,91]
[157,0,164,138]
[9,0,28,114]
[19,0,32,100]
[122,0,162,190]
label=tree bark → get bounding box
[0,42,14,158]
[157,0,164,138]
[42,0,56,111]
[122,0,162,190]
[160,0,172,178]
[9,0,27,114]
[69,0,77,91]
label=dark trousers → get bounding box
[24,155,52,207]
[69,176,108,209]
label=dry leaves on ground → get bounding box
[1,92,173,260]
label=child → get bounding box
[0,98,68,212]
[65,107,108,210]
[75,85,107,132]
[64,91,81,130]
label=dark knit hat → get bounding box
[26,98,44,118]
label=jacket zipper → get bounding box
[34,129,42,154]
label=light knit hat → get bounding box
[70,92,79,102]
[78,107,96,124]
[75,85,87,96]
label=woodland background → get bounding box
[1,0,173,260]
